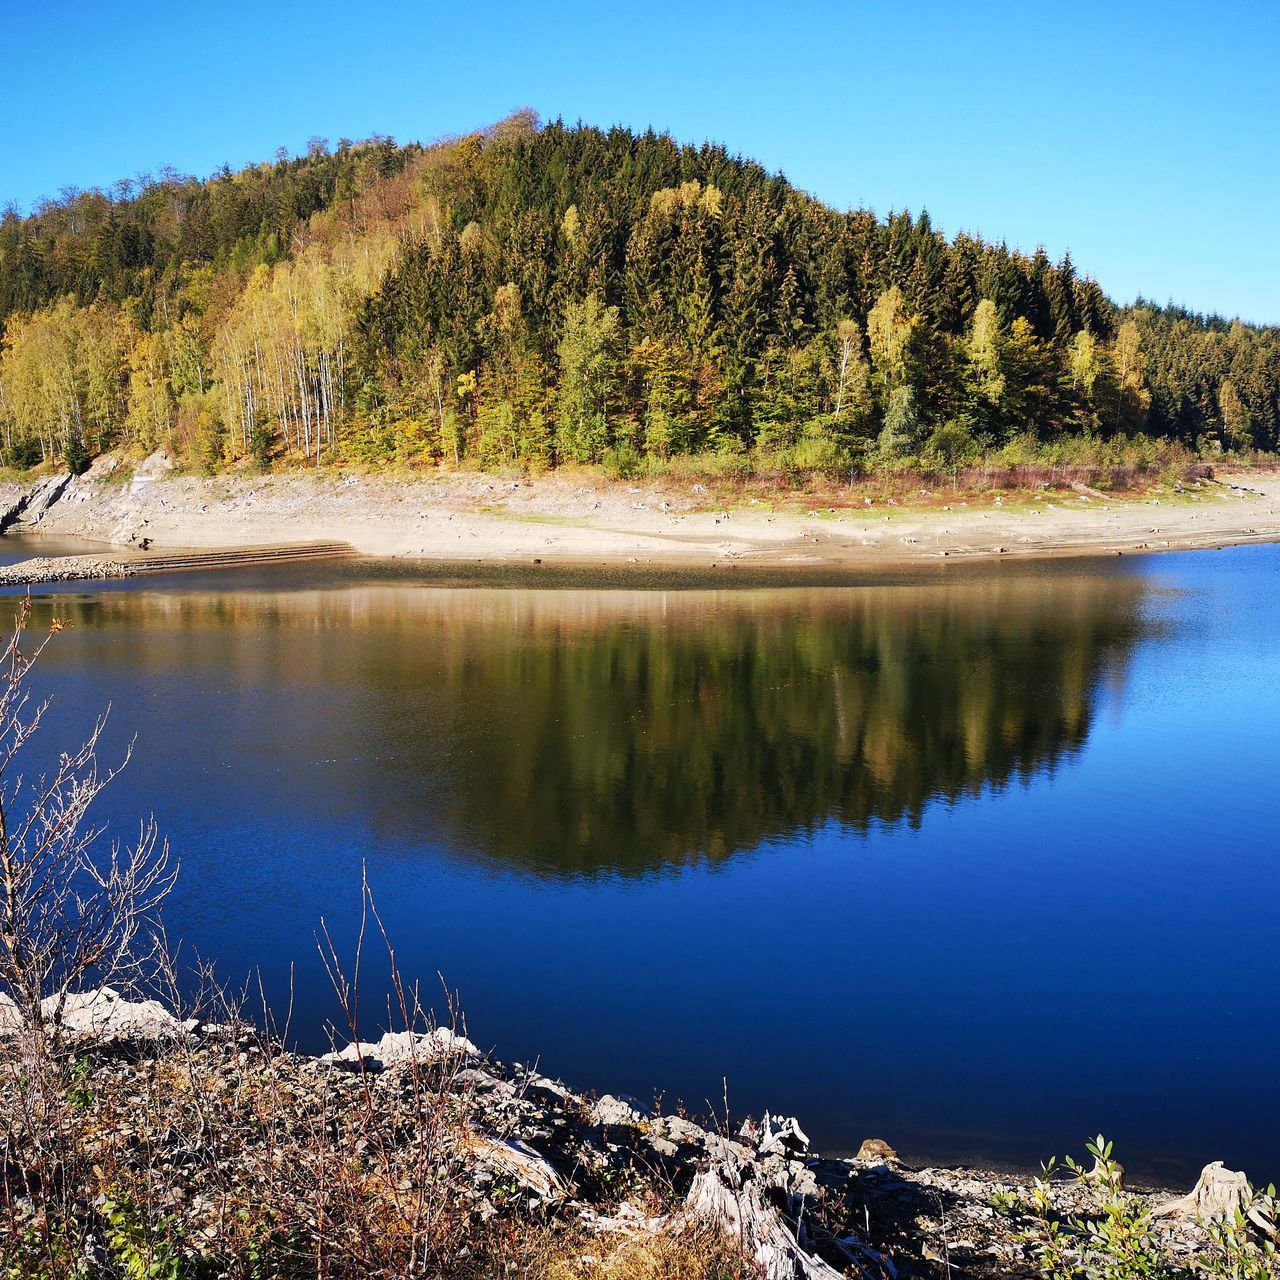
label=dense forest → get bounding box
[1,112,1276,478]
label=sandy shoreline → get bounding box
[6,455,1280,572]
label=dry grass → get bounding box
[0,877,751,1280]
[530,1223,755,1280]
[0,1022,755,1279]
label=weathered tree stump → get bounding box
[1155,1161,1249,1221]
[684,1168,847,1280]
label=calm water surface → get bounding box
[6,539,1278,1182]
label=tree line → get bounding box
[1,114,1276,476]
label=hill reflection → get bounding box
[43,570,1145,877]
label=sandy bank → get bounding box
[7,455,1280,572]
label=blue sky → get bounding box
[2,0,1277,323]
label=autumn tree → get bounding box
[963,298,1006,437]
[1111,320,1151,432]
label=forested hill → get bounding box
[1,113,1276,476]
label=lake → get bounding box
[6,540,1278,1184]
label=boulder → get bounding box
[0,986,195,1040]
[853,1138,898,1163]
[320,1026,480,1072]
[591,1093,646,1127]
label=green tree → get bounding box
[557,293,620,463]
[1003,317,1063,438]
[877,386,921,460]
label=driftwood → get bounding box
[684,1168,847,1280]
[1155,1161,1250,1221]
[759,1112,811,1158]
[682,1150,895,1280]
[466,1129,572,1201]
[584,1143,893,1279]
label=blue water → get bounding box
[5,539,1278,1183]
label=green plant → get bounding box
[248,423,272,471]
[100,1196,183,1280]
[990,1187,1022,1216]
[1025,1137,1169,1280]
[198,417,227,476]
[1203,1182,1279,1280]
[3,1221,90,1280]
[603,441,642,479]
[234,1211,293,1280]
[62,433,90,476]
[2,438,44,470]
[1025,1156,1076,1277]
[1065,1137,1166,1279]
[65,1056,94,1111]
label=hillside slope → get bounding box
[2,115,1276,479]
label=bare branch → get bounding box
[0,597,175,1053]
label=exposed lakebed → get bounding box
[5,538,1278,1183]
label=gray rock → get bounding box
[321,1027,480,1072]
[591,1093,644,1127]
[653,1114,710,1147]
[130,449,175,495]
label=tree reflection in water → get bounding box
[40,567,1145,877]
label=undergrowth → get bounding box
[1021,1136,1278,1280]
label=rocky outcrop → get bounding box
[129,447,175,494]
[0,986,195,1039]
[0,471,74,533]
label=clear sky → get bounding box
[2,0,1277,323]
